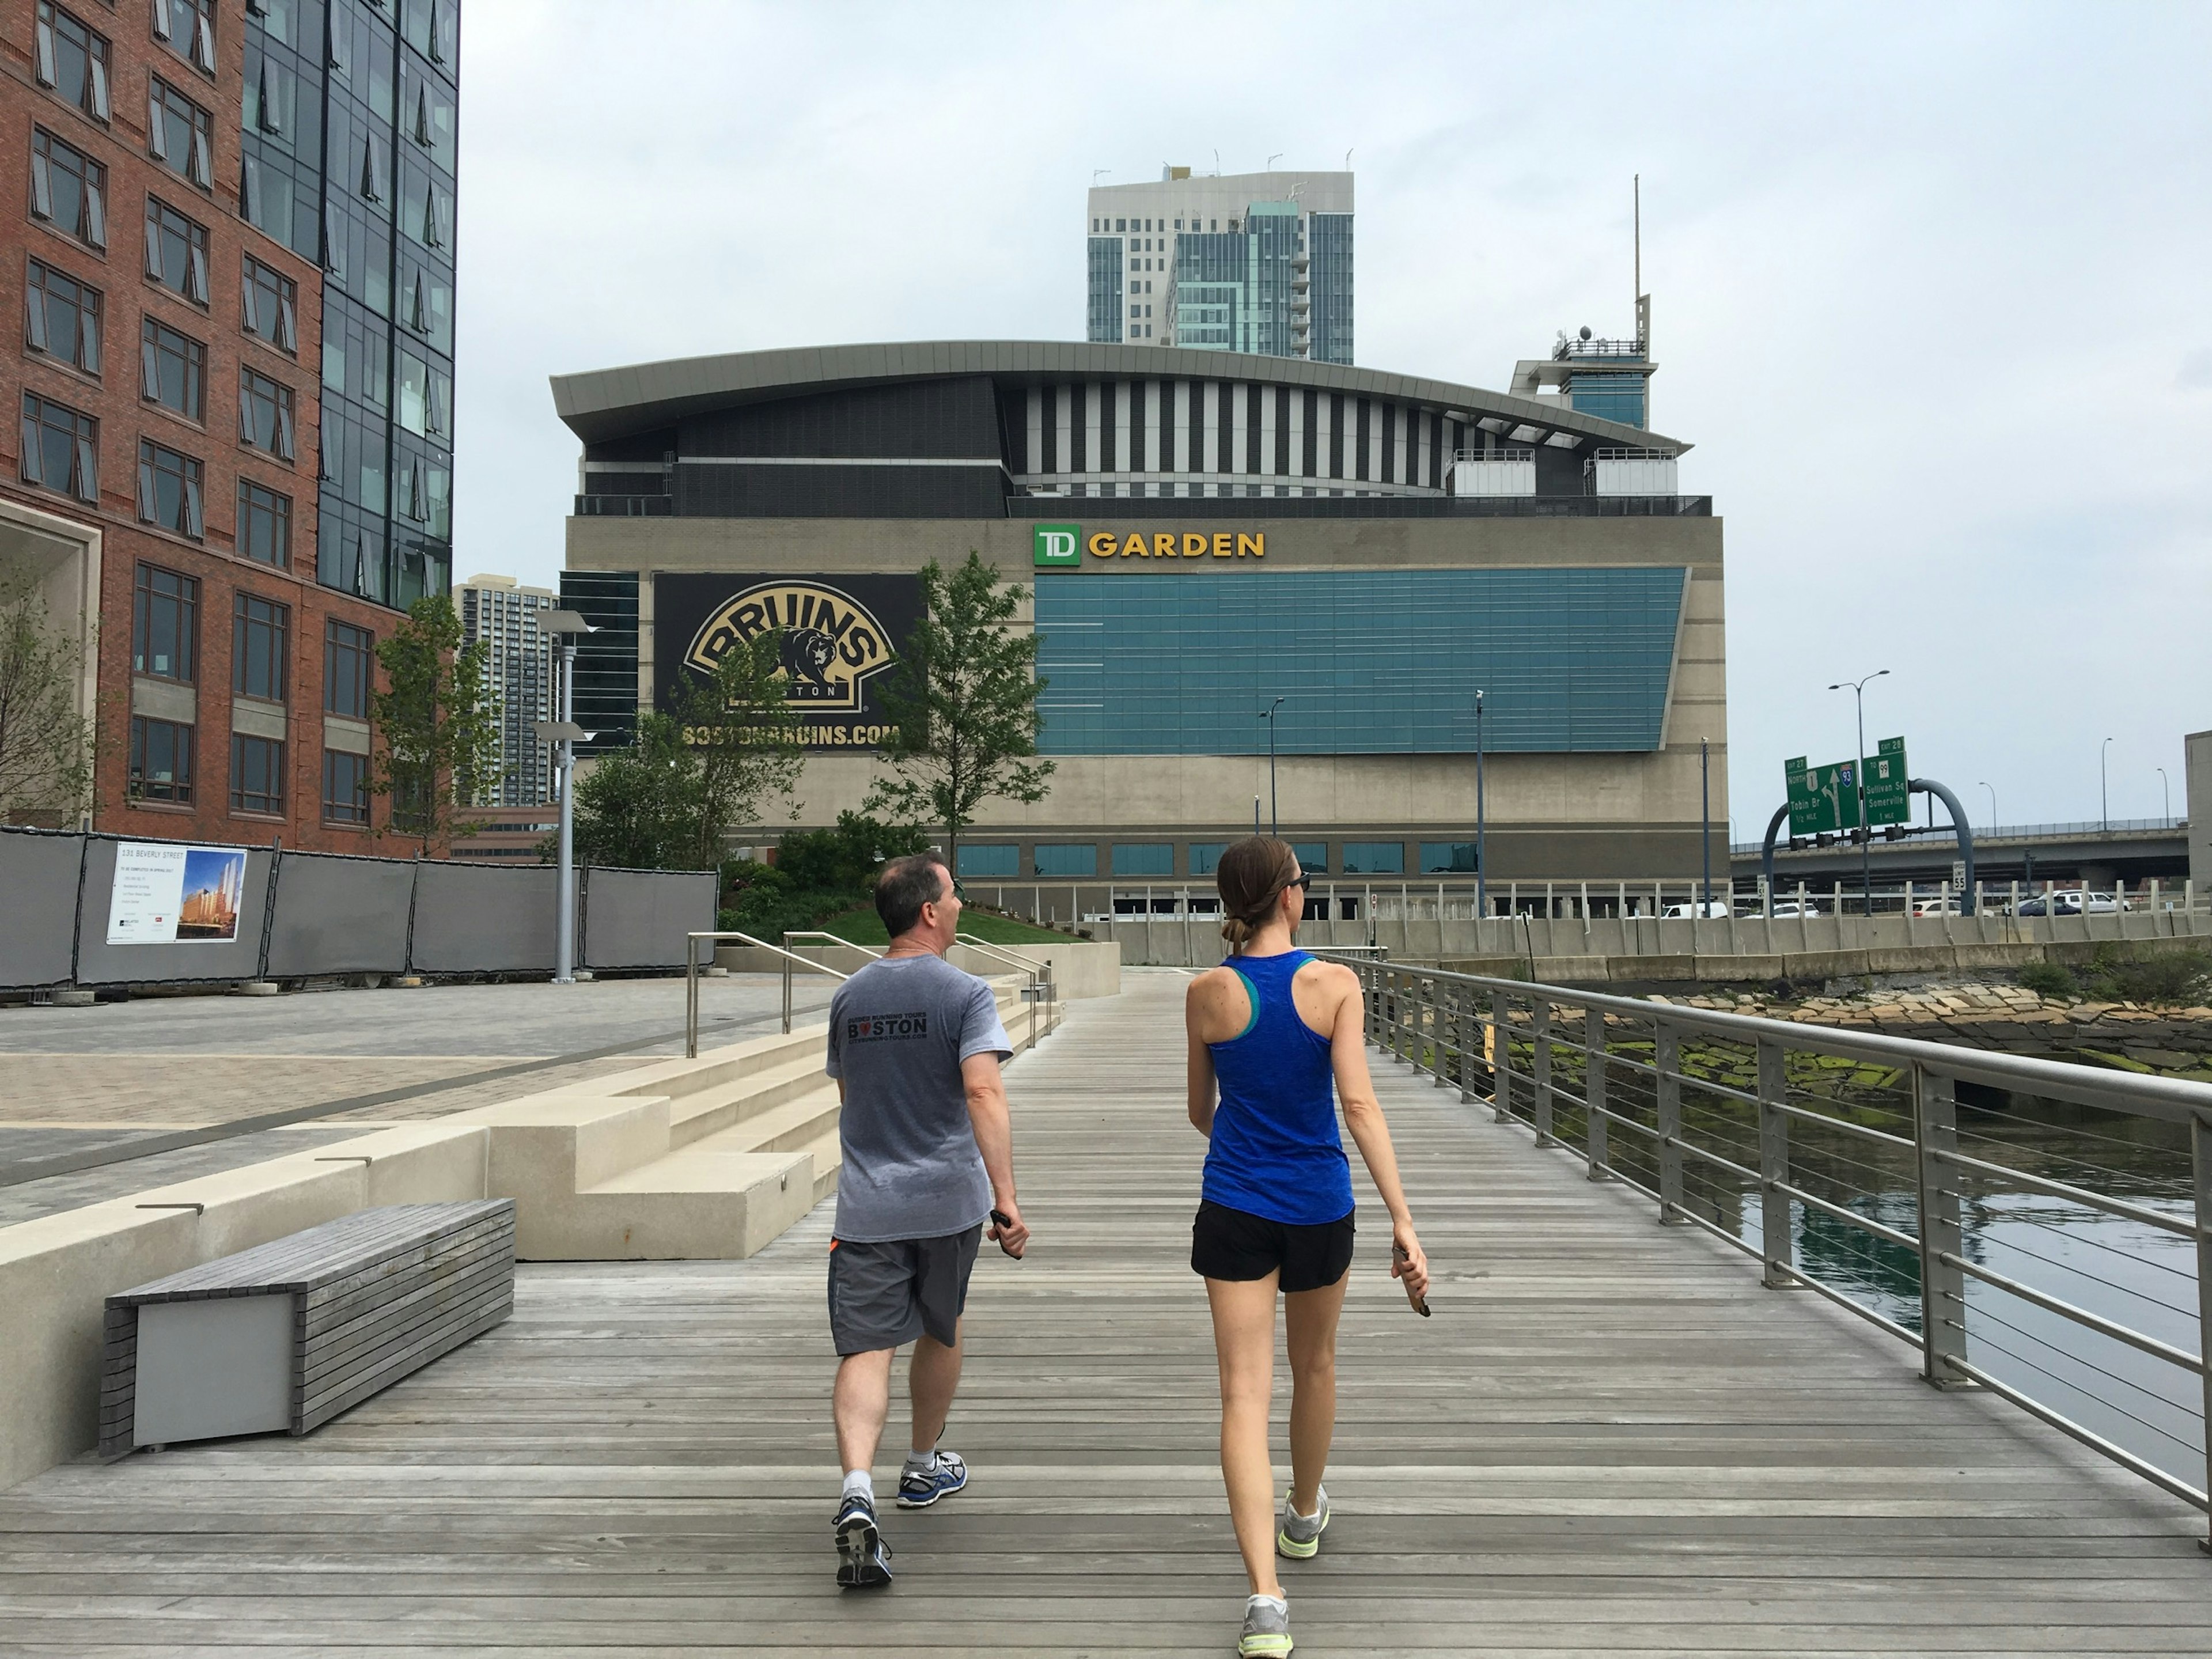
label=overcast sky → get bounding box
[452,1,2212,834]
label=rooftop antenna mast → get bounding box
[1633,173,1641,343]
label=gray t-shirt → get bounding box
[825,952,1011,1244]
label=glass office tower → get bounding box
[241,0,457,611]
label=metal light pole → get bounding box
[2158,766,2170,825]
[2100,737,2112,833]
[1700,737,1711,910]
[1474,690,1487,922]
[1827,670,1889,919]
[1259,696,1285,837]
[1979,781,1997,838]
[536,609,596,986]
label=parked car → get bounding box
[1910,897,1965,917]
[1766,899,1822,918]
[1661,900,1732,919]
[2013,890,2126,917]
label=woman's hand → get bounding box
[1390,1221,1429,1302]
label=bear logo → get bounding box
[781,627,839,692]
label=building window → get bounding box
[35,3,111,122]
[19,392,97,502]
[29,128,106,249]
[324,619,373,717]
[1419,842,1480,875]
[233,590,290,703]
[129,716,193,802]
[955,844,1019,879]
[135,438,203,537]
[154,0,217,77]
[1032,844,1097,878]
[229,733,283,814]
[1188,843,1230,877]
[241,255,297,353]
[25,259,101,374]
[140,316,204,419]
[145,197,210,305]
[238,366,295,460]
[148,75,214,190]
[1290,842,1329,875]
[1111,844,1175,878]
[396,349,450,437]
[131,562,198,680]
[1340,841,1406,876]
[237,478,291,566]
[322,749,370,824]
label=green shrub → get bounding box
[2016,961,2078,999]
[2080,946,2212,1007]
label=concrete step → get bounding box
[798,1123,843,1205]
[697,1083,842,1158]
[573,1142,817,1260]
[665,1054,835,1148]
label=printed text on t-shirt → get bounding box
[846,1012,929,1042]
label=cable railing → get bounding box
[1324,953,2212,1541]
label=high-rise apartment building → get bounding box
[1,0,461,850]
[457,572,551,805]
[1086,168,1351,363]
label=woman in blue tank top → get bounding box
[1185,836,1429,1658]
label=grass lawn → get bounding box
[819,906,1072,947]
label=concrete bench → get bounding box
[99,1200,515,1458]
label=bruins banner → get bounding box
[653,573,923,751]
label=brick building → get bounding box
[1,0,459,851]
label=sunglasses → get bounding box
[1287,871,1313,891]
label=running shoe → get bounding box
[833,1493,893,1588]
[896,1448,969,1509]
[1238,1593,1294,1657]
[1276,1485,1330,1559]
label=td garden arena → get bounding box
[550,341,1725,923]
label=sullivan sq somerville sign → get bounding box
[653,573,923,751]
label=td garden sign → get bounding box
[1033,524,1268,567]
[653,573,923,751]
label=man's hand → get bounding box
[988,1200,1029,1259]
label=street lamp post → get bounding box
[1473,690,1488,923]
[536,609,597,986]
[2101,737,2113,834]
[1827,670,1889,920]
[1979,781,1996,839]
[1700,737,1711,911]
[2158,766,2171,824]
[1259,696,1285,837]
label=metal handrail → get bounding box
[1319,952,2212,1539]
[684,930,853,1056]
[954,934,1057,1052]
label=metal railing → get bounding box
[954,934,1058,1052]
[1327,953,2212,1543]
[684,930,854,1056]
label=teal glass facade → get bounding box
[1033,843,1097,877]
[1112,843,1174,877]
[957,844,1019,878]
[1035,569,1685,756]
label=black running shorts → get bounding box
[827,1225,983,1356]
[1191,1199,1355,1293]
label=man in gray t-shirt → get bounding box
[824,853,1029,1590]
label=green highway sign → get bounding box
[1785,737,1909,837]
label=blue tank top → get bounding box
[1201,949,1355,1226]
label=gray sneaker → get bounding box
[1276,1485,1329,1559]
[1238,1594,1293,1657]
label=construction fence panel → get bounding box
[0,828,86,988]
[71,835,274,987]
[263,850,416,978]
[406,861,573,975]
[581,867,717,970]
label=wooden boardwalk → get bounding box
[2,969,2209,1656]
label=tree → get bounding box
[369,595,501,855]
[565,627,807,870]
[0,562,94,826]
[865,552,1052,874]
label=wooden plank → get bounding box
[14,976,2212,1656]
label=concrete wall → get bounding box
[2188,729,2212,890]
[567,509,1729,879]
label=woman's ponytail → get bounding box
[1214,837,1301,954]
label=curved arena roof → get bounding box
[548,340,1687,457]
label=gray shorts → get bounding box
[827,1225,983,1356]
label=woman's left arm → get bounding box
[1328,967,1429,1299]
